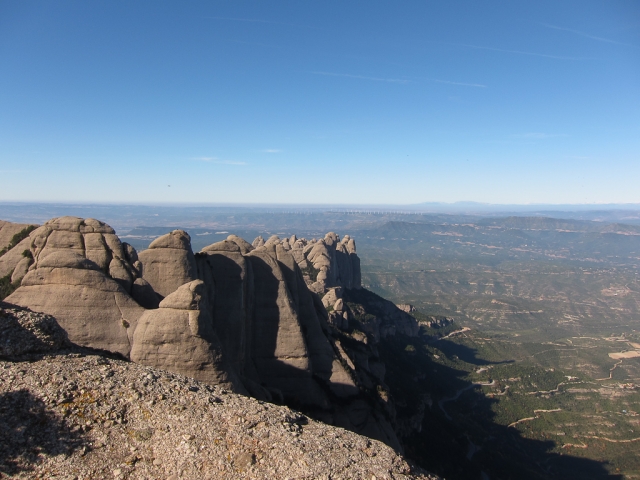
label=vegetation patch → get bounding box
[0,274,19,301]
[300,262,320,282]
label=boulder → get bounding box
[201,240,241,253]
[227,235,254,254]
[138,230,197,298]
[6,260,143,357]
[130,280,244,392]
[322,287,342,309]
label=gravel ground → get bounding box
[0,352,437,479]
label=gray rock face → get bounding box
[196,248,251,375]
[6,262,143,357]
[3,217,147,357]
[279,232,362,294]
[130,280,243,392]
[247,247,329,407]
[138,230,197,298]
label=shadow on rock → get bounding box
[0,389,86,475]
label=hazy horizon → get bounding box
[1,1,639,205]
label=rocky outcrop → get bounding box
[272,232,362,294]
[4,218,146,357]
[0,218,404,450]
[130,280,243,392]
[138,230,197,298]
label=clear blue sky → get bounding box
[1,1,638,205]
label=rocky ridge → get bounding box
[0,303,436,479]
[0,217,422,452]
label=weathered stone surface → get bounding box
[149,229,192,249]
[82,217,115,234]
[138,230,197,298]
[130,280,243,392]
[122,242,138,264]
[252,235,265,248]
[130,277,159,309]
[247,248,328,407]
[202,240,241,253]
[196,249,251,376]
[0,237,32,278]
[5,220,146,356]
[37,229,84,261]
[37,251,100,271]
[322,287,342,309]
[6,263,143,357]
[10,256,32,284]
[275,245,334,382]
[103,233,126,262]
[335,242,353,288]
[109,257,133,292]
[1,220,401,457]
[83,232,111,271]
[328,358,359,397]
[158,279,207,311]
[227,234,254,254]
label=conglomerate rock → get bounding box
[0,217,415,452]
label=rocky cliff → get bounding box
[0,217,421,453]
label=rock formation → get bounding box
[4,218,145,357]
[284,232,362,293]
[0,217,418,451]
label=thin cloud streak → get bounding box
[193,157,247,165]
[310,71,409,84]
[431,79,486,88]
[263,149,282,153]
[456,43,591,60]
[542,23,637,47]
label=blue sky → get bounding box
[1,1,639,205]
